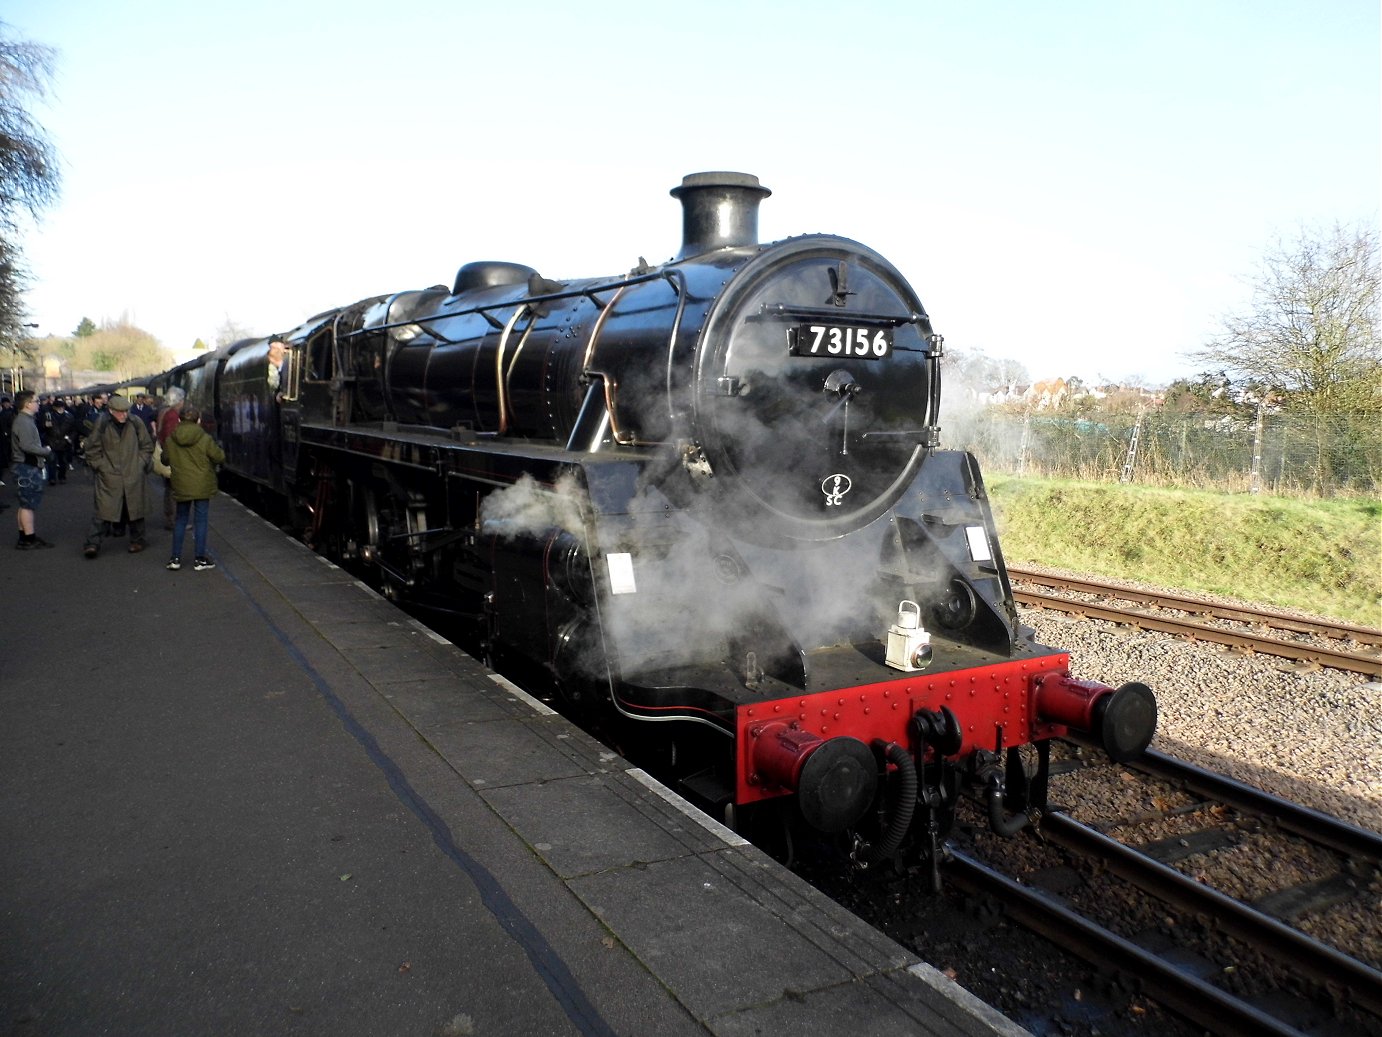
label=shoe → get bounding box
[16,538,32,550]
[193,556,216,571]
[30,536,53,549]
[83,545,98,559]
[166,557,181,571]
[128,541,146,554]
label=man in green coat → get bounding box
[82,394,154,558]
[161,404,226,571]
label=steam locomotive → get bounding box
[153,172,1157,878]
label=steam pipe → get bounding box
[858,740,917,865]
[985,770,1031,837]
[494,304,528,435]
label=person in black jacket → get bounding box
[75,393,108,467]
[42,396,77,485]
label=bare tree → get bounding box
[1192,224,1380,417]
[214,316,256,349]
[0,234,31,349]
[945,347,1030,395]
[0,22,59,351]
[1191,224,1381,490]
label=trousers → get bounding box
[171,498,210,559]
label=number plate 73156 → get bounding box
[789,324,893,359]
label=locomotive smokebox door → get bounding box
[692,235,938,542]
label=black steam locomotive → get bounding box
[154,172,1156,876]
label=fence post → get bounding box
[1250,403,1264,495]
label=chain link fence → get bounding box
[943,405,1382,497]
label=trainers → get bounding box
[193,556,216,571]
[167,557,182,571]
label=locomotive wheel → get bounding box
[286,488,315,545]
[346,479,381,563]
[314,472,358,562]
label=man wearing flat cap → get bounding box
[81,393,154,558]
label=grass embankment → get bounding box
[987,477,1382,629]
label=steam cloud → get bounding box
[479,472,586,536]
[598,462,913,681]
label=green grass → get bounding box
[986,476,1382,628]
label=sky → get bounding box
[6,0,1379,387]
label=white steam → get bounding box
[479,472,586,537]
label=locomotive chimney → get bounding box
[670,171,771,259]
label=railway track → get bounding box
[1008,567,1382,678]
[941,742,1382,1036]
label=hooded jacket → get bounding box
[161,420,226,502]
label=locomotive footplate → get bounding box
[613,635,1057,716]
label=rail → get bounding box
[1009,567,1382,646]
[945,740,1382,1032]
[1128,747,1382,862]
[1008,569,1382,678]
[945,850,1307,1037]
[1039,812,1382,1016]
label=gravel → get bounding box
[1019,603,1382,835]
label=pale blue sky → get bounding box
[7,0,1379,385]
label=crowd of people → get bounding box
[3,388,222,569]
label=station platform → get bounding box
[0,474,1028,1037]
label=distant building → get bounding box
[979,379,1165,411]
[977,383,1029,406]
[1027,377,1068,409]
